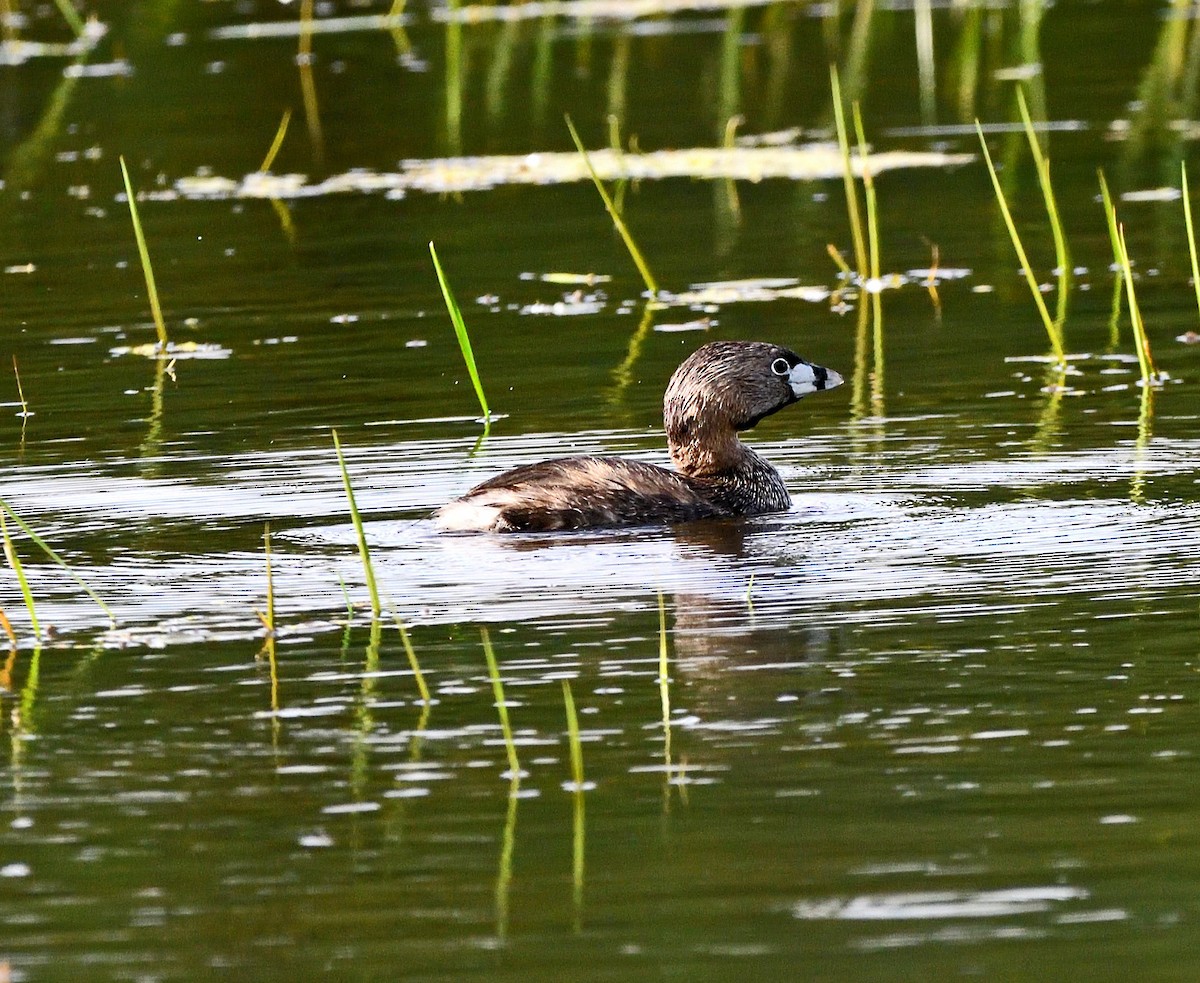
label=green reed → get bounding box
[1098,171,1156,384]
[395,617,432,705]
[12,356,28,419]
[259,522,275,634]
[1015,85,1071,326]
[1183,161,1200,321]
[119,156,169,349]
[259,110,292,172]
[830,66,868,281]
[0,512,39,641]
[564,114,659,296]
[974,121,1064,364]
[482,627,521,777]
[0,497,113,627]
[52,0,84,37]
[331,429,381,619]
[429,241,492,434]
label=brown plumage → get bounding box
[435,340,843,532]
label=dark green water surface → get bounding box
[2,2,1199,979]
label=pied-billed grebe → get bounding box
[435,340,843,532]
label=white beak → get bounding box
[788,362,844,397]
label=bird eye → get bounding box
[771,357,791,377]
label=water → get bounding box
[2,2,1200,979]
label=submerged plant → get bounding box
[119,156,169,350]
[564,114,659,296]
[429,242,492,435]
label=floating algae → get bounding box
[173,145,973,201]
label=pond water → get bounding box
[2,1,1200,979]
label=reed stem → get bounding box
[430,242,492,433]
[564,114,659,296]
[119,156,169,349]
[331,429,381,618]
[974,121,1064,363]
[830,66,868,281]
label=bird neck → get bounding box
[666,417,749,476]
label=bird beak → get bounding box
[788,361,844,397]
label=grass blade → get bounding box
[1,512,39,641]
[429,241,492,433]
[0,497,113,627]
[259,110,293,172]
[974,120,1064,363]
[331,429,381,618]
[119,156,169,349]
[1183,161,1200,320]
[564,114,659,296]
[1099,171,1156,384]
[830,65,868,281]
[1015,85,1071,326]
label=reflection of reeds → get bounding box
[119,156,169,349]
[298,0,325,166]
[657,591,672,786]
[395,619,432,705]
[331,429,382,618]
[430,242,493,435]
[562,678,586,932]
[482,628,521,778]
[565,115,659,296]
[974,122,1064,364]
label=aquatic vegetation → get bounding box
[1098,172,1157,386]
[565,114,659,296]
[830,66,868,282]
[1182,162,1200,323]
[1015,86,1071,326]
[429,241,492,434]
[331,429,381,618]
[0,498,112,629]
[258,110,292,172]
[974,121,1065,364]
[0,512,39,641]
[482,628,521,778]
[119,156,169,350]
[257,523,275,634]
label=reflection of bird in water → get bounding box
[437,341,843,532]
